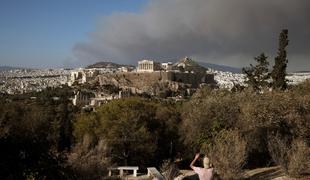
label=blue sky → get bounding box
[0,0,148,68]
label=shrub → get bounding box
[267,133,291,172]
[181,84,310,172]
[287,139,310,177]
[67,137,110,180]
[181,88,240,149]
[268,134,310,178]
[208,130,247,179]
[160,160,180,180]
[73,97,182,168]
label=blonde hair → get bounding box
[203,156,210,168]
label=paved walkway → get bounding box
[111,166,309,180]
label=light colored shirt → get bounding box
[192,166,213,180]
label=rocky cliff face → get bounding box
[95,72,210,97]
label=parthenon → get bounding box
[137,60,161,72]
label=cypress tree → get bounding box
[272,29,289,90]
[243,53,270,92]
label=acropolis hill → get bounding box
[69,57,216,98]
[97,70,215,95]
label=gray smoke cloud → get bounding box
[74,0,310,71]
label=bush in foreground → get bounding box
[208,130,247,179]
[268,134,310,178]
[67,136,110,179]
[160,160,180,180]
[288,139,310,177]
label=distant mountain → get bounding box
[172,57,242,73]
[86,62,134,69]
[0,66,25,71]
[292,71,310,73]
[197,62,242,73]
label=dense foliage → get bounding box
[243,53,270,91]
[243,29,289,92]
[181,83,310,178]
[272,29,289,90]
[0,87,77,179]
[1,81,310,179]
[73,98,182,169]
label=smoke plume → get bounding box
[74,0,310,71]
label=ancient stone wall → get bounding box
[118,71,214,87]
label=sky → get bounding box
[1,0,310,71]
[0,0,147,68]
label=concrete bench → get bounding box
[147,167,164,180]
[108,166,139,177]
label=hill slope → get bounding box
[197,62,242,73]
[0,66,25,71]
[173,57,207,73]
[86,62,134,69]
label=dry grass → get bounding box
[160,160,181,180]
[287,139,310,178]
[268,134,310,178]
[267,134,290,172]
[67,135,110,180]
[209,130,247,179]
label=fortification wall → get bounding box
[118,71,214,88]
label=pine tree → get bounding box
[243,53,270,91]
[272,29,289,90]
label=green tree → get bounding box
[0,87,76,179]
[243,53,270,91]
[73,112,100,145]
[73,98,183,168]
[74,98,161,166]
[0,102,68,179]
[272,29,289,90]
[155,103,182,161]
[96,98,158,166]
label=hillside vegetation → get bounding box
[1,81,310,179]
